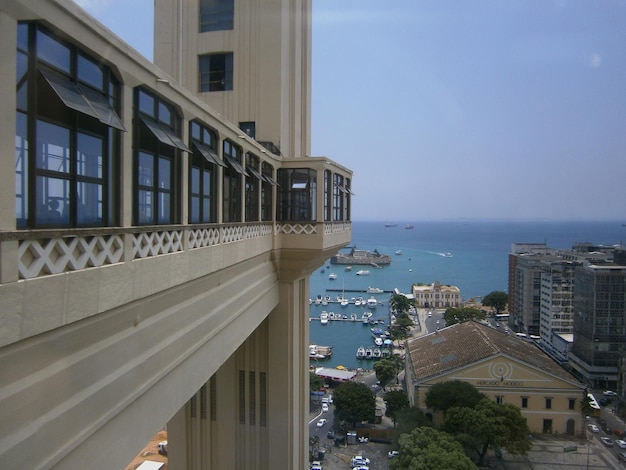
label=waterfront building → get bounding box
[404,322,585,435]
[0,1,352,469]
[412,280,461,309]
[569,253,626,390]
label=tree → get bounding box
[390,293,413,314]
[443,307,485,326]
[384,389,410,428]
[310,372,323,392]
[442,399,531,466]
[425,381,485,414]
[332,381,376,426]
[389,427,477,470]
[374,358,398,389]
[395,406,431,436]
[482,291,508,315]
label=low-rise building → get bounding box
[412,280,461,308]
[405,322,585,435]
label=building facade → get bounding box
[412,280,461,309]
[0,1,351,469]
[405,322,585,435]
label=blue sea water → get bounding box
[309,220,625,370]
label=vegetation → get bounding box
[390,292,413,314]
[443,307,486,326]
[442,399,531,466]
[390,427,477,470]
[332,381,376,426]
[395,406,431,436]
[383,389,410,428]
[482,291,508,314]
[309,372,324,392]
[373,357,400,389]
[425,381,486,414]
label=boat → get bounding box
[344,265,352,272]
[354,297,362,307]
[374,337,383,346]
[366,286,384,294]
[372,347,382,359]
[366,296,377,308]
[356,346,366,359]
[364,348,373,359]
[328,312,335,320]
[371,327,385,338]
[350,312,357,321]
[405,224,414,229]
[314,295,322,305]
[328,272,337,280]
[340,298,349,308]
[309,344,332,360]
[356,269,370,276]
[320,311,329,324]
[362,311,373,324]
[443,252,453,258]
[321,295,330,306]
[384,222,397,227]
[395,250,402,255]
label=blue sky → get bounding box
[75,0,626,222]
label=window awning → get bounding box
[40,68,126,131]
[292,180,308,189]
[334,183,347,193]
[246,165,263,179]
[262,174,278,186]
[141,117,190,152]
[193,141,227,167]
[225,155,248,176]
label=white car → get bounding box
[321,403,329,412]
[351,456,370,467]
[588,424,600,433]
[310,461,323,470]
[316,418,327,427]
[603,390,618,397]
[616,439,626,449]
[328,395,333,404]
[601,436,614,447]
[388,450,399,459]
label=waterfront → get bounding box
[310,220,625,369]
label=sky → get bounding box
[75,0,626,222]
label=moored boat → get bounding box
[356,269,371,276]
[366,296,377,308]
[372,347,382,359]
[320,311,329,324]
[367,287,384,294]
[356,346,366,359]
[364,348,373,359]
[328,272,337,280]
[310,344,333,360]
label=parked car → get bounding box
[603,390,618,397]
[601,436,614,446]
[588,424,600,433]
[350,455,370,467]
[316,418,327,427]
[388,450,400,459]
[310,460,323,470]
[321,403,329,412]
[326,430,335,440]
[619,451,626,462]
[615,439,626,449]
[157,440,168,456]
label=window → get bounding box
[568,398,576,410]
[545,397,552,409]
[495,395,503,404]
[223,140,243,222]
[277,169,317,222]
[199,53,233,92]
[135,88,187,225]
[199,0,234,32]
[332,173,345,221]
[16,23,122,229]
[245,153,261,221]
[324,170,332,222]
[239,122,256,139]
[190,121,223,223]
[521,397,528,408]
[261,163,275,222]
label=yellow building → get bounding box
[0,1,351,468]
[405,322,585,435]
[412,280,461,308]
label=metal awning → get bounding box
[224,155,248,176]
[246,165,263,179]
[193,141,227,167]
[141,117,190,152]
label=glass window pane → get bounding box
[138,90,155,117]
[36,120,70,173]
[191,167,200,193]
[202,196,211,220]
[77,54,103,90]
[17,23,28,51]
[158,192,171,223]
[138,189,153,224]
[158,157,171,190]
[77,132,103,178]
[36,29,70,72]
[191,121,200,140]
[138,152,154,187]
[158,102,171,126]
[77,181,103,225]
[191,196,200,223]
[36,175,69,225]
[15,112,28,226]
[16,52,28,110]
[203,170,211,196]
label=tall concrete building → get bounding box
[0,1,351,469]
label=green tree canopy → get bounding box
[395,406,431,437]
[390,293,413,314]
[390,427,477,470]
[442,398,531,466]
[332,381,376,426]
[482,291,508,314]
[384,389,410,428]
[443,307,486,326]
[374,358,399,389]
[425,381,485,414]
[310,372,323,392]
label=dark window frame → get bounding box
[199,52,233,92]
[189,120,220,224]
[222,139,243,223]
[199,0,234,32]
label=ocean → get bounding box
[309,220,625,370]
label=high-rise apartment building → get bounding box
[0,1,351,468]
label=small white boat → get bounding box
[364,348,373,359]
[395,250,402,255]
[341,298,349,308]
[443,252,453,258]
[356,269,371,276]
[350,312,357,321]
[345,266,352,272]
[405,224,414,229]
[320,311,329,324]
[372,347,382,359]
[328,272,337,280]
[356,346,366,359]
[354,298,362,307]
[366,296,378,308]
[362,311,373,324]
[315,295,322,305]
[367,287,384,294]
[374,337,383,346]
[328,312,335,320]
[321,295,330,306]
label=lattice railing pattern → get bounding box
[18,235,124,279]
[277,223,317,235]
[188,227,221,249]
[132,230,183,259]
[221,225,244,243]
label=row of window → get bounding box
[15,22,351,229]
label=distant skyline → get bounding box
[76,0,626,222]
